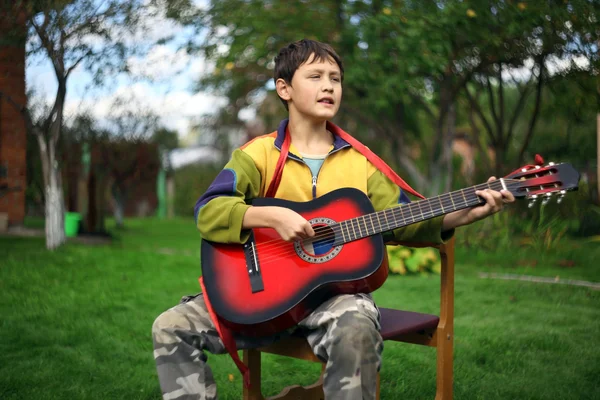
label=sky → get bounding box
[24,1,231,143]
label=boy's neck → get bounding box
[287,116,333,155]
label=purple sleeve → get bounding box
[194,168,237,222]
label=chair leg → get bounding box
[376,372,380,400]
[243,349,264,400]
[267,364,324,400]
[434,329,453,400]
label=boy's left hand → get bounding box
[443,176,515,230]
[467,176,516,223]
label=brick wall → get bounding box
[0,10,27,225]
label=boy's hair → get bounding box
[273,39,344,110]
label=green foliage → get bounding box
[152,127,179,153]
[518,206,569,252]
[579,205,600,238]
[172,164,222,217]
[455,209,514,251]
[386,245,441,276]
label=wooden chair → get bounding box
[243,237,455,400]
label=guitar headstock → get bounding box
[504,162,580,208]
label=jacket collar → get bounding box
[274,119,351,153]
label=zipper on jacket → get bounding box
[296,143,351,200]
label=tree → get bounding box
[460,0,599,174]
[177,0,599,195]
[104,99,159,228]
[0,0,166,249]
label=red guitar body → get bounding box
[201,188,388,337]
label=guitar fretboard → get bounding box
[329,180,505,246]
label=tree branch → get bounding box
[66,50,92,77]
[486,75,499,128]
[498,63,505,137]
[464,83,497,144]
[518,59,545,165]
[505,84,530,147]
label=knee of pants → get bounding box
[152,308,187,343]
[330,312,382,356]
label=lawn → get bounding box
[1,217,599,399]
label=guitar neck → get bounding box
[332,180,506,245]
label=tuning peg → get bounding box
[541,193,552,206]
[557,190,566,204]
[528,194,538,208]
[548,162,555,166]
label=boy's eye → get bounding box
[310,75,320,79]
[332,77,341,82]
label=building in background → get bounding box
[0,9,27,230]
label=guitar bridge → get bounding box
[243,233,264,293]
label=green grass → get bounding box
[1,217,599,399]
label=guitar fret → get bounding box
[418,202,424,220]
[350,218,357,240]
[339,221,347,243]
[449,193,456,209]
[369,214,376,233]
[383,209,390,228]
[360,216,367,236]
[356,217,364,238]
[408,204,415,222]
[438,196,445,213]
[460,188,467,206]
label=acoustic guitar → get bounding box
[201,162,579,336]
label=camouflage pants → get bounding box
[152,292,383,400]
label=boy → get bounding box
[153,39,514,400]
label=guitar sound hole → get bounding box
[294,218,343,264]
[304,224,335,256]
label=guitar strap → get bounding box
[266,121,425,199]
[201,120,425,388]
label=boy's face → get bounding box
[277,53,342,122]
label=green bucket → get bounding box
[64,212,81,237]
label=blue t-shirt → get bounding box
[301,153,326,178]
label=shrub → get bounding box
[387,245,441,275]
[172,164,222,217]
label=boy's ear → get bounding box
[276,78,292,102]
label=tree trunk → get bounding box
[112,186,125,228]
[114,196,124,228]
[442,103,456,193]
[167,174,175,219]
[41,139,66,249]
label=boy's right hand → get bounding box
[268,207,315,242]
[243,206,315,242]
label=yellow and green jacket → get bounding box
[195,119,453,244]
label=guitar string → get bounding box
[250,180,524,266]
[251,179,515,258]
[251,179,516,254]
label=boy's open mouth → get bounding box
[318,98,334,105]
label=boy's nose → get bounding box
[322,83,334,92]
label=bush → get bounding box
[172,164,222,217]
[387,245,441,275]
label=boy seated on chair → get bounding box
[152,39,514,400]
